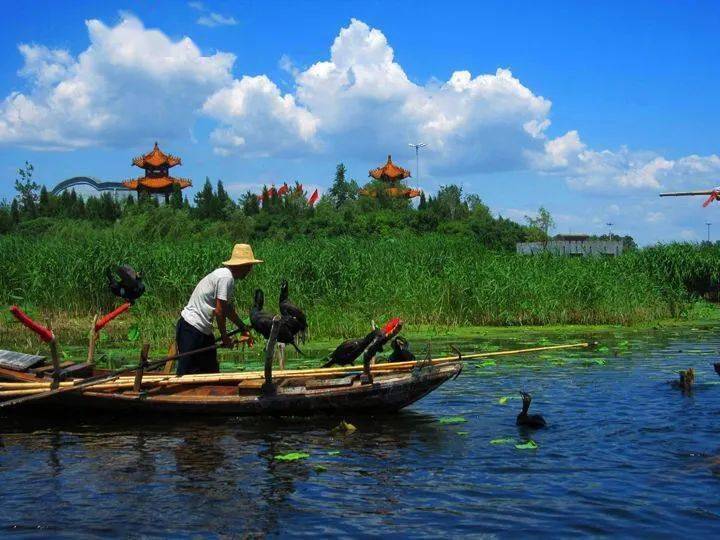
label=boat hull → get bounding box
[2,363,462,418]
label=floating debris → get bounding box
[330,420,357,435]
[439,416,467,424]
[274,452,311,462]
[490,437,515,445]
[515,440,539,450]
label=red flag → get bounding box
[277,183,289,196]
[308,188,319,207]
[268,186,277,197]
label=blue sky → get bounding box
[0,0,718,244]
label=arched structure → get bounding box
[51,177,127,196]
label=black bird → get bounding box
[250,289,303,354]
[516,391,547,429]
[387,336,415,363]
[106,264,145,304]
[322,329,382,368]
[279,279,307,343]
[714,363,720,378]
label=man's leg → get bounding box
[176,318,204,376]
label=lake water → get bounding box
[2,325,720,537]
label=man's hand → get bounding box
[238,330,254,348]
[221,334,235,349]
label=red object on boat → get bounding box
[9,306,54,343]
[382,317,402,336]
[94,302,131,333]
[308,189,319,207]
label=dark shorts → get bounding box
[175,318,219,376]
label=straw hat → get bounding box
[223,244,264,266]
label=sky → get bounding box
[0,0,718,244]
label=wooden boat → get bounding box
[0,307,592,418]
[0,358,462,416]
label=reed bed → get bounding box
[0,224,717,346]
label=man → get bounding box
[176,244,262,376]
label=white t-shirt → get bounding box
[181,267,235,335]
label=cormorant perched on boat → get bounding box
[279,279,307,343]
[516,391,547,429]
[249,289,303,354]
[387,336,415,363]
[322,318,403,368]
[106,265,145,304]
[322,329,382,368]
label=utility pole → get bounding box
[606,222,614,239]
[408,142,427,188]
[706,221,712,243]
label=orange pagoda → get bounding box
[122,142,192,200]
[360,155,422,198]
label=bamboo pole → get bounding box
[0,341,593,405]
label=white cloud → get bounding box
[0,14,234,149]
[188,2,237,27]
[0,13,717,202]
[203,75,318,157]
[197,13,238,27]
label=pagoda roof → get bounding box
[369,155,411,182]
[132,142,182,169]
[122,176,192,192]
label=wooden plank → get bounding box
[0,350,45,371]
[30,361,74,375]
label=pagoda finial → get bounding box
[388,154,392,163]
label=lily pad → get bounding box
[314,465,328,473]
[274,452,310,462]
[515,440,539,450]
[327,450,341,456]
[439,416,467,424]
[457,431,469,436]
[490,437,515,445]
[478,360,496,367]
[498,396,517,405]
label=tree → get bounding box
[194,177,216,219]
[240,190,260,216]
[525,206,555,246]
[14,161,39,218]
[38,185,52,217]
[432,184,468,221]
[10,199,20,224]
[216,180,234,218]
[169,184,183,209]
[0,201,12,233]
[328,163,358,207]
[418,191,427,211]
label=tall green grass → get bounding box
[0,221,718,345]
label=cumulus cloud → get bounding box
[0,14,234,149]
[203,75,318,157]
[207,18,553,171]
[0,14,717,198]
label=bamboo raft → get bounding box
[0,306,593,417]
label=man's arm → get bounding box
[215,299,247,347]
